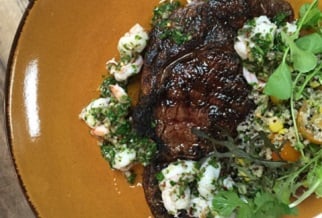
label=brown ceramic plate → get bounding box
[6,0,322,217]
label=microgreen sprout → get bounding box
[263,48,292,100]
[228,1,322,217]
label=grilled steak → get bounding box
[133,0,293,162]
[132,0,294,217]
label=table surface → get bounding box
[0,0,35,217]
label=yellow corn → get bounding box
[236,158,245,166]
[310,80,320,88]
[268,117,284,133]
[278,128,288,135]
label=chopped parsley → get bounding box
[98,78,157,169]
[212,190,297,218]
[80,24,156,179]
[152,0,191,45]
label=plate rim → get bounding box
[4,0,39,217]
[4,0,322,217]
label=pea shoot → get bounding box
[264,0,321,100]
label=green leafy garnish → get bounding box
[212,190,297,218]
[298,0,322,31]
[212,191,245,217]
[152,0,191,45]
[296,33,322,54]
[263,50,292,99]
[156,172,165,182]
[192,128,289,168]
[263,0,322,100]
[282,31,317,73]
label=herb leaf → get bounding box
[307,165,322,197]
[152,0,191,45]
[296,33,322,54]
[298,0,322,30]
[252,192,297,218]
[282,32,317,73]
[212,190,297,218]
[212,191,247,217]
[263,56,292,100]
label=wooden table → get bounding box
[0,0,35,217]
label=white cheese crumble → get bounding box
[189,196,211,218]
[79,85,128,133]
[159,160,198,217]
[161,160,198,182]
[162,184,192,215]
[198,158,221,199]
[112,147,136,171]
[252,16,277,37]
[234,16,277,61]
[79,98,110,128]
[158,158,226,218]
[107,55,144,82]
[117,23,149,56]
[107,23,149,82]
[79,84,136,171]
[80,22,155,175]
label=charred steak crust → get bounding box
[154,45,253,161]
[133,0,294,217]
[143,162,174,218]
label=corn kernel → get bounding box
[238,171,250,182]
[310,80,320,88]
[278,128,288,135]
[255,111,262,118]
[268,117,284,133]
[236,158,245,166]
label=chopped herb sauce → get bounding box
[152,0,191,45]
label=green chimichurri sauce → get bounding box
[152,0,191,45]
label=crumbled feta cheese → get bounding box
[252,16,277,38]
[159,160,198,217]
[234,16,277,62]
[284,21,297,35]
[223,176,235,190]
[198,158,221,199]
[162,184,191,217]
[243,67,259,84]
[117,24,149,56]
[108,55,144,82]
[189,196,210,218]
[234,37,249,60]
[79,98,110,128]
[158,158,228,217]
[161,160,198,183]
[112,147,136,171]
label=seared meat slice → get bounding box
[153,45,252,161]
[134,0,294,217]
[133,0,293,162]
[133,0,294,217]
